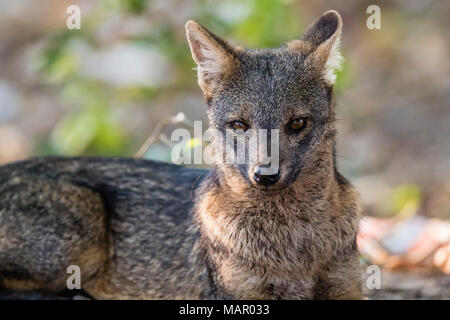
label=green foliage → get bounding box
[232,0,302,48]
[391,184,422,214]
[39,31,82,82]
[50,104,127,156]
[121,0,149,14]
[334,53,352,94]
[102,0,150,14]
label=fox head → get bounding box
[185,11,343,194]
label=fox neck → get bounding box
[194,141,351,298]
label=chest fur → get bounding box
[197,192,358,299]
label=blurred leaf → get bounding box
[91,118,127,155]
[102,0,150,14]
[115,86,156,103]
[38,28,87,83]
[51,112,97,155]
[232,0,301,47]
[334,53,352,93]
[50,106,127,156]
[61,80,109,109]
[120,0,149,14]
[392,184,422,214]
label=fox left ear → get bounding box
[185,20,237,96]
[298,10,343,84]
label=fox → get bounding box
[0,10,362,299]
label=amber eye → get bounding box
[288,118,307,131]
[231,120,249,132]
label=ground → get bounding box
[363,269,450,300]
[1,268,448,300]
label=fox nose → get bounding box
[253,166,281,186]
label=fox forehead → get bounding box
[209,50,331,124]
[234,47,317,83]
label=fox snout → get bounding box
[251,164,281,187]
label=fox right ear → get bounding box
[298,10,343,85]
[185,20,236,96]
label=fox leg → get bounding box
[314,242,363,300]
[0,174,108,293]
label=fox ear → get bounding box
[301,10,343,84]
[185,20,236,96]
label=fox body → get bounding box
[0,11,362,299]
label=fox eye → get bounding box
[288,118,307,132]
[230,120,249,132]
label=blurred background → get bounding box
[0,0,448,298]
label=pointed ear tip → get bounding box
[322,10,341,18]
[322,10,343,26]
[185,20,199,32]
